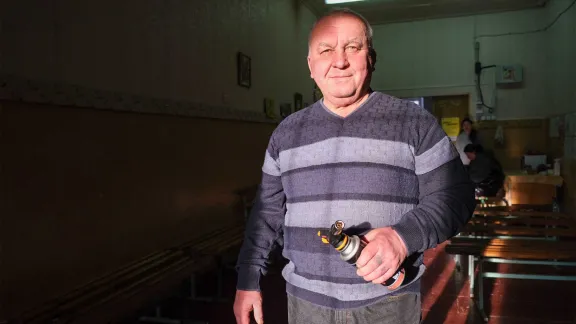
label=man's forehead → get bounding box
[310,15,367,44]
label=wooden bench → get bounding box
[178,223,245,256]
[447,210,576,322]
[474,203,564,213]
[461,209,574,240]
[469,216,575,227]
[446,237,576,322]
[8,224,246,324]
[476,193,508,208]
[474,209,572,218]
[461,224,576,238]
[180,224,246,303]
[446,238,576,259]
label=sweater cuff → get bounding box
[236,265,262,291]
[391,218,423,256]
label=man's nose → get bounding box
[331,50,349,69]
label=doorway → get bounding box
[429,94,469,123]
[423,94,470,141]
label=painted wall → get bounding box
[547,0,576,116]
[2,0,317,114]
[0,0,317,318]
[0,100,276,319]
[547,1,576,215]
[371,1,574,120]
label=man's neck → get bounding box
[323,90,372,117]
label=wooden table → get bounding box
[449,208,576,322]
[504,172,563,205]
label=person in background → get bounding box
[455,117,481,166]
[233,8,476,324]
[464,144,505,197]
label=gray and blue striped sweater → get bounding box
[237,92,475,309]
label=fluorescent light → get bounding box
[325,0,365,4]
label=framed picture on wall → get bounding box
[237,52,251,88]
[313,84,323,102]
[294,93,303,112]
[280,103,292,119]
[263,98,275,119]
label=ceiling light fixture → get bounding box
[325,0,366,4]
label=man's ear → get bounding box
[307,56,314,78]
[368,48,377,72]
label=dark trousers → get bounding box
[287,293,421,324]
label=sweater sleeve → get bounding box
[236,135,286,291]
[391,116,476,255]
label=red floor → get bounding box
[421,243,576,324]
[135,242,576,324]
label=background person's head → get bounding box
[461,118,474,135]
[464,144,479,161]
[307,9,377,108]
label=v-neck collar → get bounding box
[318,91,378,121]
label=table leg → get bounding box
[468,255,475,298]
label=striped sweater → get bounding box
[236,92,475,309]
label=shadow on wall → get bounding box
[0,101,274,318]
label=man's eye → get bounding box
[346,46,359,52]
[320,49,332,54]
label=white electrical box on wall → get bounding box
[496,64,523,84]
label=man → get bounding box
[233,8,475,324]
[464,144,505,197]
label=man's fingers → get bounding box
[362,262,388,282]
[233,290,262,324]
[372,266,397,284]
[355,242,378,268]
[362,230,378,242]
[253,301,264,324]
[356,252,382,277]
[235,308,250,324]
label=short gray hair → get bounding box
[308,8,377,67]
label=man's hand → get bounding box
[233,290,264,324]
[355,227,408,284]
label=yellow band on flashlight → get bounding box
[335,235,348,251]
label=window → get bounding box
[404,97,424,107]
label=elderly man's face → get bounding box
[308,15,372,107]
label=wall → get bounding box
[540,0,575,213]
[547,0,576,115]
[477,119,550,170]
[371,15,477,110]
[0,0,317,318]
[2,0,317,113]
[370,2,573,120]
[368,0,576,215]
[0,100,276,318]
[559,112,576,215]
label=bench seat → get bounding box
[446,238,576,260]
[12,224,246,324]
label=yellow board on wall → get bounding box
[441,117,460,141]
